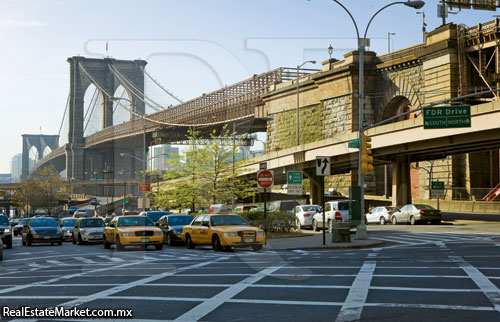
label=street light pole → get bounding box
[388,32,396,52]
[331,0,425,240]
[296,60,316,146]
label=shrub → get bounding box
[240,211,296,232]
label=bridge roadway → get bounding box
[239,101,500,205]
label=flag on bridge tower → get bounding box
[106,41,109,57]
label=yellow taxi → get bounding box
[182,213,266,251]
[103,215,163,250]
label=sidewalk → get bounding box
[266,232,383,250]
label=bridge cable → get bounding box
[141,66,184,103]
[83,87,100,133]
[79,62,256,127]
[57,94,70,138]
[108,64,163,111]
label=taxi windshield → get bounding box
[210,215,249,226]
[30,219,58,227]
[62,218,78,227]
[168,216,193,226]
[118,217,154,227]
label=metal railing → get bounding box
[436,187,496,201]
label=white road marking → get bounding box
[74,256,97,264]
[46,260,68,266]
[373,237,419,245]
[173,266,281,321]
[98,255,124,262]
[335,261,376,322]
[58,257,229,308]
[450,256,500,312]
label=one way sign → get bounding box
[316,156,331,176]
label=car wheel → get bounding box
[185,234,195,249]
[78,234,86,245]
[392,216,397,225]
[328,220,333,233]
[115,235,124,251]
[27,235,32,246]
[252,245,263,251]
[380,217,386,225]
[58,239,62,246]
[72,235,76,244]
[21,237,26,246]
[433,220,442,225]
[410,216,416,225]
[6,239,12,249]
[212,235,222,251]
[103,238,111,249]
[168,233,176,246]
[155,244,163,250]
[312,220,319,232]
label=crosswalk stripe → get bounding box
[375,236,424,244]
[47,260,68,266]
[97,255,124,262]
[74,257,97,264]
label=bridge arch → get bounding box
[21,134,59,178]
[379,75,422,123]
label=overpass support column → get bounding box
[304,169,321,205]
[392,157,411,206]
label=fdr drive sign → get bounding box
[423,106,471,129]
[257,170,274,190]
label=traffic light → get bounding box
[360,134,374,174]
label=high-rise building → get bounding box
[10,153,35,182]
[152,145,179,170]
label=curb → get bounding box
[268,239,384,251]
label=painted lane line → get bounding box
[370,286,481,292]
[74,256,97,264]
[0,260,141,295]
[46,260,69,266]
[228,298,342,306]
[372,237,422,245]
[450,256,500,312]
[374,274,468,279]
[335,261,376,322]
[173,266,281,322]
[364,302,496,312]
[385,234,451,243]
[58,257,229,308]
[98,255,124,262]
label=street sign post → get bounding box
[257,170,274,219]
[287,171,303,195]
[431,181,445,199]
[423,106,471,129]
[316,156,331,176]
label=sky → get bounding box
[0,0,498,174]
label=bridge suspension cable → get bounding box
[141,66,184,103]
[57,94,70,139]
[84,87,100,133]
[108,63,164,112]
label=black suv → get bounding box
[0,215,12,249]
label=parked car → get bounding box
[21,217,62,246]
[0,215,13,248]
[366,206,400,225]
[68,206,79,215]
[294,205,320,229]
[312,200,353,232]
[13,218,28,237]
[122,210,139,216]
[158,214,194,246]
[59,218,78,241]
[103,216,163,250]
[72,217,105,244]
[10,218,20,227]
[73,209,95,218]
[268,200,300,213]
[392,204,442,225]
[182,214,266,251]
[139,211,171,224]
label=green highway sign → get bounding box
[431,181,444,190]
[348,138,359,148]
[287,171,303,185]
[122,198,129,204]
[423,105,471,129]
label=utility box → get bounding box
[349,186,361,225]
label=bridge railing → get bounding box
[86,67,314,146]
[465,20,500,38]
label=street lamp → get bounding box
[328,44,333,59]
[296,60,316,145]
[331,0,425,240]
[111,96,147,211]
[388,32,396,52]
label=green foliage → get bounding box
[240,211,296,232]
[153,126,257,211]
[13,165,65,215]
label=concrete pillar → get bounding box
[21,135,30,179]
[71,147,84,181]
[392,156,412,206]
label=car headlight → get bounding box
[66,230,71,233]
[223,232,237,237]
[122,232,133,237]
[155,231,163,236]
[257,231,265,236]
[4,228,10,233]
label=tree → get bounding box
[13,165,65,216]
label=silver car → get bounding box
[392,204,442,225]
[72,217,105,244]
[59,218,78,241]
[312,200,352,232]
[294,205,320,229]
[366,206,400,225]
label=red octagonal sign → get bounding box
[257,170,274,189]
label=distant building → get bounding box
[10,153,34,182]
[152,145,179,170]
[0,174,11,184]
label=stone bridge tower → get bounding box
[21,134,59,178]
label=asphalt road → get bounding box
[1,224,500,322]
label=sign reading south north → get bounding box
[423,106,471,129]
[316,156,331,176]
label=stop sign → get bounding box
[257,170,274,189]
